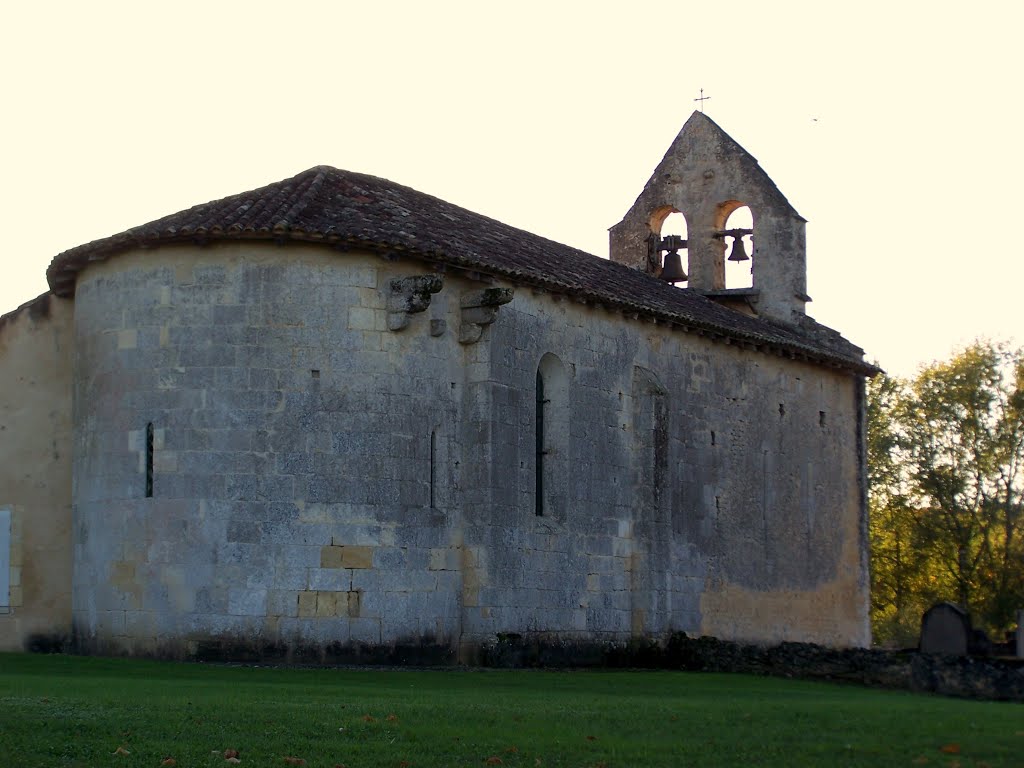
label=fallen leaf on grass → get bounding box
[586,736,597,741]
[283,758,307,766]
[225,750,241,759]
[362,714,377,723]
[504,746,519,753]
[485,759,503,766]
[939,744,961,754]
[386,713,399,722]
[113,746,130,756]
[161,759,177,767]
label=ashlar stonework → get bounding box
[0,112,875,661]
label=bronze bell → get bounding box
[661,250,688,283]
[727,234,750,262]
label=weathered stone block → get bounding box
[373,547,407,569]
[297,591,317,618]
[320,545,343,569]
[109,560,136,585]
[117,329,138,350]
[347,307,376,331]
[349,617,381,644]
[272,569,307,593]
[341,546,374,569]
[347,590,362,618]
[315,591,338,617]
[308,568,348,592]
[121,610,155,640]
[267,589,299,618]
[428,548,449,571]
[228,588,267,617]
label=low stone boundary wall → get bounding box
[30,630,1024,701]
[480,633,1024,702]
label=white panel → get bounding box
[0,507,9,609]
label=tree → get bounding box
[867,371,926,645]
[868,342,1024,645]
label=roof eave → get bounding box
[48,230,875,376]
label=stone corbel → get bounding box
[459,287,514,344]
[387,275,444,331]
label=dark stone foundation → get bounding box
[480,633,1024,702]
[58,629,1024,702]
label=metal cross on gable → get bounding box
[694,88,710,112]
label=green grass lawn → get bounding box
[0,653,1020,768]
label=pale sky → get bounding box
[2,1,1020,377]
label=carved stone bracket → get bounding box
[459,287,514,344]
[386,275,444,331]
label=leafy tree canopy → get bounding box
[869,341,1023,646]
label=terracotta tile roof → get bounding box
[46,166,873,373]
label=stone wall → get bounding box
[69,242,868,659]
[0,293,74,651]
[482,634,1024,702]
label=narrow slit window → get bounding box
[535,370,545,516]
[429,429,437,509]
[145,422,154,498]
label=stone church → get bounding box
[0,112,875,661]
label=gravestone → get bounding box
[919,602,970,656]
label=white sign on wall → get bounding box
[0,507,10,611]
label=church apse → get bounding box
[1,149,872,659]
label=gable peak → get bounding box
[609,113,809,324]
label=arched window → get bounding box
[717,203,754,289]
[631,367,668,509]
[429,428,438,509]
[535,353,569,518]
[535,370,545,516]
[648,208,689,285]
[145,422,154,498]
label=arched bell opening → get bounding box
[647,207,689,285]
[716,202,754,290]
